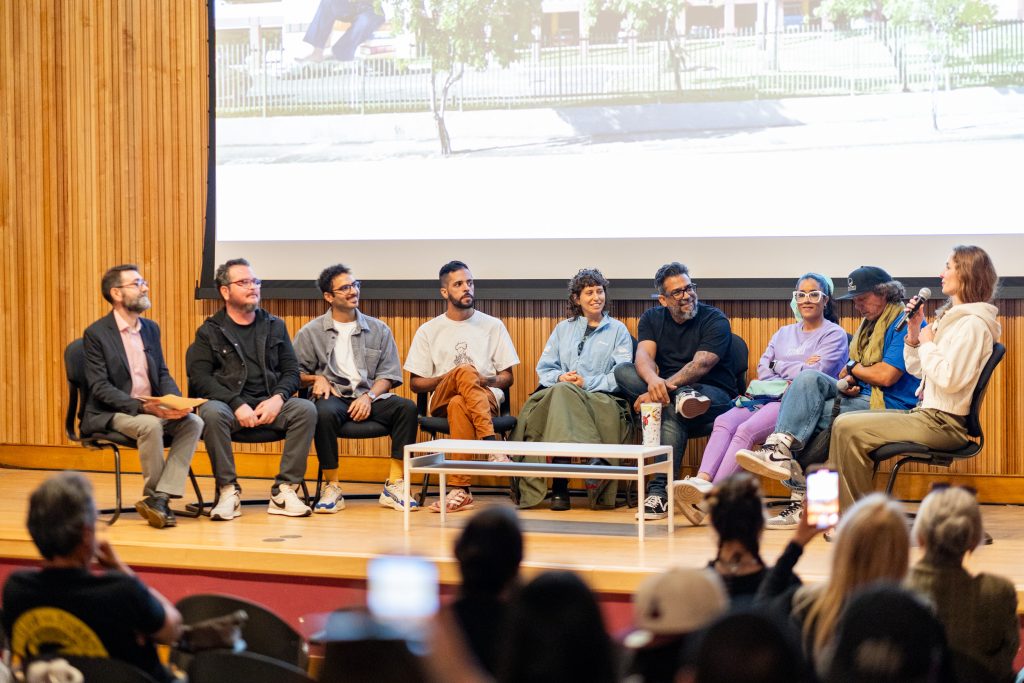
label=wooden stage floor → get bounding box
[2,468,1023,611]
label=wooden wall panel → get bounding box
[1,1,1020,496]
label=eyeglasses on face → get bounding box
[793,290,826,303]
[227,278,262,289]
[115,279,148,289]
[332,281,361,295]
[665,284,697,300]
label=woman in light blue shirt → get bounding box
[511,268,634,511]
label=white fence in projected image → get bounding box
[214,22,1024,116]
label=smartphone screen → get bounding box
[367,556,439,623]
[806,468,840,529]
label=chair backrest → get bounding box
[188,650,314,683]
[319,638,428,683]
[174,594,308,670]
[964,342,1005,439]
[60,655,161,683]
[64,339,88,442]
[727,333,749,397]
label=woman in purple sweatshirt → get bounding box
[674,273,849,525]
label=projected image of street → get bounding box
[212,0,1024,273]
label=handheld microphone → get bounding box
[894,287,931,332]
[836,377,851,392]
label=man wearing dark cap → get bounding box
[736,266,920,524]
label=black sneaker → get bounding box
[135,495,170,529]
[550,491,571,512]
[636,494,668,520]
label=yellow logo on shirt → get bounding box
[12,607,109,659]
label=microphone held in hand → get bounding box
[894,287,931,332]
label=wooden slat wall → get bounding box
[2,1,1020,495]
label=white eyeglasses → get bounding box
[793,290,826,303]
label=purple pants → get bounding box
[697,402,782,483]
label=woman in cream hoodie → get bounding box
[827,245,1001,512]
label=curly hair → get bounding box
[317,263,352,294]
[708,473,765,565]
[566,268,611,319]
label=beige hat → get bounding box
[624,568,728,648]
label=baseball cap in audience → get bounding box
[623,568,728,649]
[837,266,893,300]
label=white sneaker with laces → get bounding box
[766,491,805,530]
[673,476,714,505]
[735,433,795,481]
[210,485,241,521]
[379,479,420,511]
[314,482,345,514]
[268,483,312,517]
[675,390,711,419]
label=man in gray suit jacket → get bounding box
[82,264,202,529]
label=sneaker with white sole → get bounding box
[766,491,805,530]
[735,433,795,481]
[635,494,668,520]
[428,487,475,513]
[380,479,420,511]
[487,453,512,463]
[675,390,711,419]
[674,476,714,505]
[210,485,241,521]
[268,483,312,517]
[314,482,345,514]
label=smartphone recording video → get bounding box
[367,555,439,623]
[806,468,840,529]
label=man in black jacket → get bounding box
[83,264,202,529]
[187,258,316,521]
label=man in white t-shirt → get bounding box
[404,261,520,513]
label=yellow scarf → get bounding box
[849,302,903,409]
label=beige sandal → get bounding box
[428,488,475,513]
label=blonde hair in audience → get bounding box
[912,487,983,562]
[803,494,909,657]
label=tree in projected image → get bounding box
[817,0,996,129]
[389,0,541,155]
[585,0,688,92]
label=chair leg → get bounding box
[173,468,204,518]
[418,473,431,507]
[95,443,123,525]
[315,467,324,504]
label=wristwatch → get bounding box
[366,390,378,401]
[845,359,858,378]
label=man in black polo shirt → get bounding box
[614,262,735,519]
[2,472,181,681]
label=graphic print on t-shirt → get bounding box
[12,607,109,659]
[452,341,473,367]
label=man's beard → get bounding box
[670,301,697,323]
[239,301,259,313]
[450,295,475,310]
[124,295,151,313]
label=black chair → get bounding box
[64,339,203,525]
[188,650,314,683]
[869,343,1005,496]
[61,655,162,683]
[171,594,309,672]
[414,385,516,505]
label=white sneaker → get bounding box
[314,482,345,514]
[675,390,711,419]
[487,453,512,463]
[673,476,714,505]
[735,433,794,481]
[379,479,420,511]
[268,483,312,517]
[210,485,241,521]
[766,491,805,530]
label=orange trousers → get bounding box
[430,365,499,487]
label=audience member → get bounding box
[449,507,524,676]
[907,486,1019,682]
[823,583,955,683]
[704,474,802,603]
[511,268,633,510]
[676,273,847,526]
[620,568,727,683]
[82,264,203,529]
[187,258,316,520]
[293,264,419,513]
[678,610,810,683]
[296,0,385,62]
[828,246,1001,511]
[404,261,520,513]
[614,262,736,520]
[791,494,909,674]
[1,473,181,682]
[497,570,617,683]
[737,266,919,513]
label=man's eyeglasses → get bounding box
[665,284,697,300]
[332,281,361,295]
[793,290,826,303]
[228,278,262,289]
[115,279,148,289]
